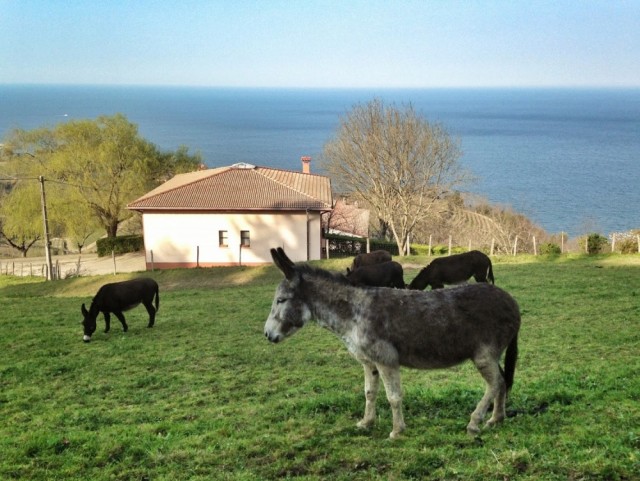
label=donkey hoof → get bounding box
[389,423,405,439]
[485,417,503,429]
[466,424,481,436]
[356,419,373,430]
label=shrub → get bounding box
[618,238,639,254]
[539,242,562,255]
[409,244,431,256]
[96,235,144,257]
[370,239,399,255]
[579,233,609,254]
[430,244,467,255]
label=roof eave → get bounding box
[127,205,333,212]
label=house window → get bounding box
[219,230,228,247]
[240,230,250,247]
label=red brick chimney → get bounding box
[301,156,311,174]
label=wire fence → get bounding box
[2,232,639,279]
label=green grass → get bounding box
[1,255,639,480]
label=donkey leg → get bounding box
[357,362,380,430]
[468,357,505,435]
[103,312,111,333]
[113,311,128,332]
[143,301,156,328]
[377,364,405,439]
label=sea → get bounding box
[1,84,638,238]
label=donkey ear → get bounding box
[81,303,88,317]
[271,248,296,281]
[276,247,295,269]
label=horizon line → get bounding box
[1,82,639,91]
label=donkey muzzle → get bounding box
[264,331,281,343]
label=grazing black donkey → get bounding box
[346,261,406,288]
[350,249,392,270]
[408,250,494,290]
[81,277,159,342]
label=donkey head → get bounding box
[81,303,97,342]
[264,248,312,343]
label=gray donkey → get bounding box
[264,247,520,439]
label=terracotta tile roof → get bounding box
[128,164,333,212]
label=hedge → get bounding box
[96,235,144,257]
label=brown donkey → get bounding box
[264,248,520,439]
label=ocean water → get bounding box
[1,85,638,237]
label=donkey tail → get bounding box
[488,264,495,284]
[154,285,160,312]
[503,334,518,393]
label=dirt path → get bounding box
[0,252,147,278]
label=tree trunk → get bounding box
[106,220,119,238]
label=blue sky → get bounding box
[1,0,638,88]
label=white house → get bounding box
[127,161,333,269]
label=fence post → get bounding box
[513,236,518,256]
[533,236,537,256]
[150,250,155,271]
[112,250,116,275]
[611,234,616,253]
[428,235,432,257]
[197,245,200,267]
[561,232,564,253]
[366,237,370,254]
[490,238,495,256]
[637,235,640,254]
[448,235,452,256]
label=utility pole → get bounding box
[38,175,54,280]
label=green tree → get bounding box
[322,99,468,256]
[48,186,100,253]
[0,180,42,257]
[1,114,201,241]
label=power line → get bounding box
[0,176,88,189]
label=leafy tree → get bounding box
[48,186,100,253]
[322,99,468,255]
[1,114,201,241]
[0,180,42,257]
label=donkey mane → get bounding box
[297,263,351,285]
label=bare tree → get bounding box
[322,99,468,255]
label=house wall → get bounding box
[140,210,323,269]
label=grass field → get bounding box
[1,254,638,480]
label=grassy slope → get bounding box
[0,255,638,480]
